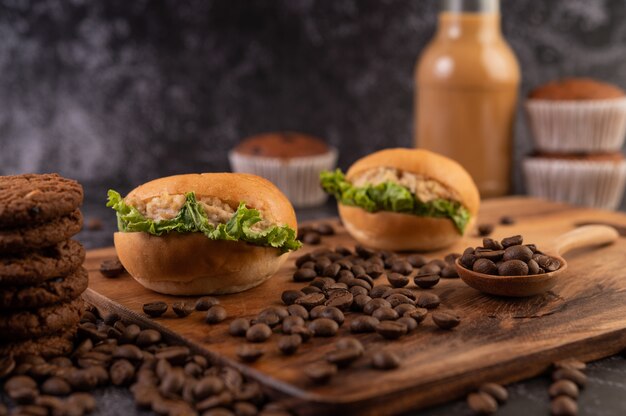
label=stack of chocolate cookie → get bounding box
[0,174,87,357]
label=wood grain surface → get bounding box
[85,197,626,415]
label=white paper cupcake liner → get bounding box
[523,157,626,210]
[228,148,338,208]
[525,98,626,152]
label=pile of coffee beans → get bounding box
[0,304,292,416]
[549,359,587,416]
[141,297,227,324]
[459,235,561,276]
[297,222,336,246]
[466,382,509,415]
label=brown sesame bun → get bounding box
[339,148,480,252]
[114,173,297,295]
[234,132,329,158]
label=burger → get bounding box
[107,173,301,295]
[320,148,480,251]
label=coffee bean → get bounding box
[460,252,477,269]
[193,376,225,401]
[363,298,392,315]
[390,260,413,276]
[154,346,190,365]
[303,231,321,245]
[143,301,168,317]
[293,268,317,282]
[184,362,203,378]
[335,338,364,354]
[314,223,335,236]
[326,348,361,368]
[287,304,309,320]
[136,329,162,347]
[232,402,257,416]
[549,380,579,399]
[236,345,265,363]
[67,392,96,413]
[472,258,498,275]
[65,368,98,391]
[49,357,72,368]
[277,335,302,355]
[500,216,515,225]
[255,310,281,327]
[310,277,333,290]
[371,350,401,370]
[172,301,194,317]
[498,260,529,276]
[100,258,125,278]
[482,238,503,251]
[309,305,326,320]
[399,316,419,331]
[551,395,578,416]
[325,290,353,311]
[191,297,218,313]
[535,255,561,272]
[295,293,326,310]
[110,359,136,386]
[478,224,494,236]
[416,293,440,309]
[320,306,345,325]
[432,311,461,329]
[206,305,228,324]
[308,318,339,337]
[280,316,304,335]
[113,344,144,361]
[0,356,15,379]
[350,315,380,333]
[385,293,415,308]
[352,294,372,312]
[369,285,393,299]
[304,362,337,384]
[407,254,428,268]
[552,367,587,388]
[413,273,440,289]
[479,383,508,403]
[366,264,385,279]
[5,375,37,392]
[349,277,373,292]
[501,235,523,248]
[441,265,459,278]
[246,324,272,343]
[420,263,441,275]
[394,303,416,316]
[474,249,505,262]
[281,290,304,305]
[467,391,498,415]
[349,285,369,297]
[372,307,399,321]
[503,245,533,262]
[229,318,251,337]
[376,321,407,339]
[387,287,416,300]
[527,259,541,275]
[290,325,313,342]
[554,359,586,371]
[386,272,408,288]
[39,377,70,396]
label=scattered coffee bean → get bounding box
[372,307,399,321]
[479,383,508,404]
[477,224,494,236]
[369,285,392,299]
[229,318,251,337]
[500,216,515,225]
[195,296,220,312]
[314,223,335,236]
[295,293,326,310]
[397,316,418,332]
[554,359,586,371]
[413,273,440,289]
[350,316,380,333]
[391,260,413,276]
[136,329,162,347]
[416,293,440,309]
[293,268,317,282]
[236,345,264,363]
[277,335,302,355]
[407,254,428,268]
[143,302,168,318]
[320,306,345,325]
[473,258,498,275]
[552,368,587,388]
[100,258,126,278]
[246,324,272,343]
[387,272,409,288]
[376,321,408,340]
[501,235,523,248]
[309,305,326,320]
[363,298,392,315]
[255,310,281,327]
[0,356,15,379]
[281,290,304,305]
[440,265,459,278]
[172,302,194,317]
[287,304,309,320]
[467,391,498,415]
[113,344,144,361]
[325,290,353,311]
[308,318,339,337]
[41,377,71,396]
[110,359,136,386]
[498,260,529,276]
[326,348,361,368]
[304,362,337,384]
[551,395,578,416]
[206,305,228,324]
[549,380,579,399]
[483,238,504,250]
[290,325,313,342]
[335,338,364,354]
[371,350,401,370]
[394,303,416,316]
[303,231,321,245]
[432,311,461,330]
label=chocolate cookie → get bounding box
[0,297,83,341]
[0,328,76,358]
[0,209,83,252]
[0,267,88,310]
[0,240,85,286]
[0,173,83,228]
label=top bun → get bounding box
[127,173,297,228]
[529,78,625,100]
[233,132,329,158]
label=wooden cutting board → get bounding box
[84,197,626,416]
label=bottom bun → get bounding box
[338,204,474,252]
[114,232,288,295]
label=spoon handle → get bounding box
[554,225,619,256]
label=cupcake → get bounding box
[229,132,338,207]
[523,152,626,210]
[525,78,626,152]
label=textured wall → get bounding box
[0,0,625,207]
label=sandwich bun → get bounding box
[114,173,297,295]
[339,148,480,251]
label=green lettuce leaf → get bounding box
[320,169,471,234]
[106,190,301,253]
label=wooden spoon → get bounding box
[455,225,619,297]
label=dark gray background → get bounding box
[1,1,625,415]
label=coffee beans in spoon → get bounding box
[459,235,561,276]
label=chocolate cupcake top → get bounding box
[234,132,329,158]
[529,78,625,101]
